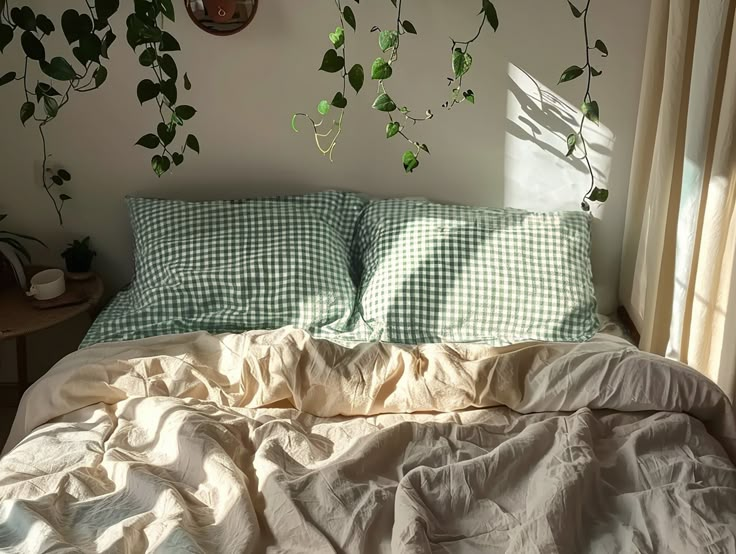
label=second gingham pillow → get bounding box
[354,199,599,345]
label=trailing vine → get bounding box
[443,0,498,110]
[0,0,120,225]
[126,0,199,177]
[559,0,609,211]
[291,0,363,162]
[370,0,432,173]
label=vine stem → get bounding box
[448,10,486,109]
[578,0,596,205]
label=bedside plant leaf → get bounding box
[20,102,34,125]
[136,133,160,149]
[402,150,419,173]
[372,93,396,112]
[348,64,364,93]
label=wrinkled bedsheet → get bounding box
[1,328,735,553]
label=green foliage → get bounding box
[0,214,47,264]
[126,0,197,178]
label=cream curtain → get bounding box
[620,0,736,400]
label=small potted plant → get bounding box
[61,236,96,276]
[0,214,46,290]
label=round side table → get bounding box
[0,266,103,393]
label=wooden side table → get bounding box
[0,266,103,392]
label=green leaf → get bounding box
[401,20,417,34]
[186,134,200,154]
[51,175,63,186]
[343,6,356,31]
[558,65,584,84]
[463,90,475,104]
[481,0,499,31]
[331,92,348,109]
[35,83,60,102]
[100,29,116,58]
[61,10,93,44]
[43,96,59,117]
[0,24,13,53]
[594,39,609,57]
[379,30,398,52]
[159,31,180,52]
[419,143,430,154]
[136,133,160,149]
[94,65,108,87]
[567,1,583,18]
[136,79,160,104]
[20,101,34,125]
[159,54,178,80]
[566,133,577,156]
[158,0,175,22]
[59,194,72,201]
[12,6,36,32]
[319,49,345,73]
[96,0,120,25]
[36,15,55,36]
[151,155,166,177]
[317,100,330,115]
[329,26,344,49]
[170,112,183,126]
[371,57,392,80]
[291,114,299,132]
[591,67,603,77]
[452,48,472,79]
[386,121,400,138]
[348,64,364,94]
[175,105,196,120]
[58,169,71,181]
[372,93,396,112]
[21,31,45,61]
[184,72,192,90]
[40,57,77,81]
[157,122,176,146]
[582,100,600,124]
[589,187,609,202]
[172,152,184,166]
[161,79,177,105]
[0,71,15,87]
[402,151,419,173]
[138,46,156,66]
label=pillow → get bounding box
[354,199,599,345]
[81,191,366,346]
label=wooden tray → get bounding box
[30,288,89,309]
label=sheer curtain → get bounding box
[620,0,736,401]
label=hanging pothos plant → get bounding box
[0,0,198,226]
[293,0,610,210]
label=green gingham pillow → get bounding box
[354,199,599,345]
[81,192,366,346]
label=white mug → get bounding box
[26,269,66,301]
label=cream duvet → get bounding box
[1,328,735,553]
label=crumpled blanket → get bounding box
[0,328,735,553]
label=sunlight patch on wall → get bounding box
[503,64,615,215]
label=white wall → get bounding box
[0,0,650,380]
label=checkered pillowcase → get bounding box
[354,199,599,345]
[81,192,366,347]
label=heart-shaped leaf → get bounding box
[186,134,200,153]
[372,93,396,112]
[43,96,59,118]
[329,26,344,49]
[172,152,184,166]
[175,105,196,120]
[401,20,417,34]
[0,71,15,87]
[51,175,63,186]
[348,64,364,94]
[61,10,93,44]
[20,101,35,125]
[317,100,330,115]
[331,92,348,109]
[184,72,192,90]
[343,6,356,31]
[582,100,600,124]
[319,49,345,73]
[21,31,45,61]
[463,90,475,104]
[558,65,584,84]
[452,48,472,79]
[136,133,160,149]
[41,57,77,81]
[591,67,603,77]
[379,30,398,52]
[12,6,36,32]
[138,46,156,66]
[402,151,419,173]
[567,1,583,18]
[0,24,13,53]
[36,15,55,36]
[594,39,608,57]
[159,31,180,52]
[157,122,176,146]
[94,65,108,87]
[137,79,160,104]
[96,0,121,25]
[566,133,577,156]
[371,58,392,80]
[161,79,177,106]
[159,54,177,80]
[386,122,400,139]
[480,0,499,31]
[589,187,609,202]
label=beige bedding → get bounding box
[0,328,735,553]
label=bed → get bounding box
[1,193,735,553]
